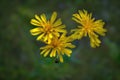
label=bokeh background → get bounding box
[0,0,120,80]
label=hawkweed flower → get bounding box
[40,33,75,63]
[30,12,66,44]
[71,10,107,48]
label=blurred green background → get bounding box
[0,0,120,80]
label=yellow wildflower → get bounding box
[72,10,107,48]
[30,12,66,44]
[40,34,75,63]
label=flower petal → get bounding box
[36,33,45,40]
[55,29,67,33]
[63,48,72,57]
[50,12,57,24]
[35,14,43,23]
[72,17,81,24]
[44,49,51,57]
[65,43,76,48]
[30,19,41,26]
[50,49,56,57]
[40,14,47,23]
[30,28,43,35]
[40,49,48,55]
[59,55,63,63]
[53,19,62,27]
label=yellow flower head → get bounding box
[72,10,107,48]
[40,34,75,63]
[30,12,66,44]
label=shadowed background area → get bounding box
[0,0,120,80]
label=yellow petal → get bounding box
[44,49,51,57]
[52,32,60,37]
[95,38,101,43]
[35,15,43,23]
[40,49,48,55]
[55,29,67,33]
[43,35,48,42]
[57,49,61,55]
[74,29,84,39]
[49,33,53,38]
[40,14,47,23]
[53,19,62,27]
[53,49,57,57]
[46,34,52,44]
[31,19,41,26]
[50,49,56,57]
[30,28,42,35]
[36,33,45,40]
[50,12,57,24]
[50,51,53,57]
[94,28,107,36]
[90,41,100,48]
[72,17,80,24]
[65,43,76,48]
[40,45,51,50]
[59,55,63,63]
[47,38,51,44]
[63,48,72,57]
[58,25,66,28]
[54,25,66,30]
[90,36,101,48]
[73,13,81,20]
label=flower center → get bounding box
[51,39,61,48]
[53,41,59,47]
[84,21,93,32]
[45,25,51,31]
[44,21,52,33]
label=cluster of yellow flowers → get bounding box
[30,10,107,63]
